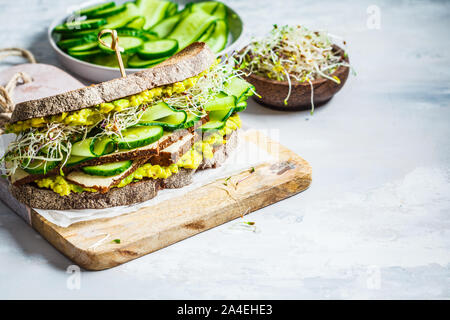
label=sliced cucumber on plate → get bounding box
[67,41,98,53]
[150,14,181,38]
[103,2,140,29]
[88,4,127,18]
[126,16,146,29]
[77,2,115,17]
[167,10,217,50]
[211,2,227,20]
[53,0,233,68]
[127,55,165,68]
[137,39,178,59]
[137,0,173,30]
[57,35,96,50]
[54,18,107,33]
[203,19,228,53]
[68,49,103,59]
[99,35,144,54]
[191,1,219,14]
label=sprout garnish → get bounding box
[235,24,350,114]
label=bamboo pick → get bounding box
[97,29,126,78]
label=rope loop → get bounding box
[0,48,36,133]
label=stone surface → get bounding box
[0,0,449,299]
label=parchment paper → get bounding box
[0,130,275,227]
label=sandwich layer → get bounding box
[10,130,239,210]
[9,116,208,186]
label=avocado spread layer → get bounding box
[34,114,241,196]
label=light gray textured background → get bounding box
[0,0,449,299]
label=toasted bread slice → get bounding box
[10,42,215,123]
[198,129,239,170]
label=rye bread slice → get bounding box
[198,129,239,170]
[10,42,215,123]
[160,168,196,189]
[149,132,200,167]
[10,177,160,210]
[10,168,194,210]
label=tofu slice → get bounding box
[66,160,144,193]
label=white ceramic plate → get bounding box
[48,0,245,83]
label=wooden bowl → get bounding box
[243,45,350,111]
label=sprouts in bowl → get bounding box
[235,24,351,112]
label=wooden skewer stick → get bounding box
[97,29,126,78]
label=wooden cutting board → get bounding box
[0,63,312,270]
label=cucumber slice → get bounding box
[58,29,99,40]
[92,53,130,67]
[117,126,163,149]
[191,1,219,14]
[103,2,140,29]
[148,112,187,130]
[139,102,187,130]
[91,136,116,157]
[58,18,107,32]
[140,102,175,121]
[166,2,178,16]
[22,159,60,175]
[224,77,255,102]
[183,113,201,129]
[99,35,143,54]
[137,0,172,30]
[116,28,158,41]
[81,160,132,177]
[209,105,234,122]
[168,10,217,50]
[68,49,102,58]
[71,138,96,157]
[67,41,98,53]
[126,16,146,29]
[66,155,92,167]
[198,22,215,42]
[198,120,225,132]
[137,39,178,59]
[127,55,166,68]
[204,94,236,111]
[57,35,96,50]
[211,2,227,19]
[150,13,182,38]
[88,4,127,18]
[235,101,247,112]
[203,19,228,53]
[77,2,115,17]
